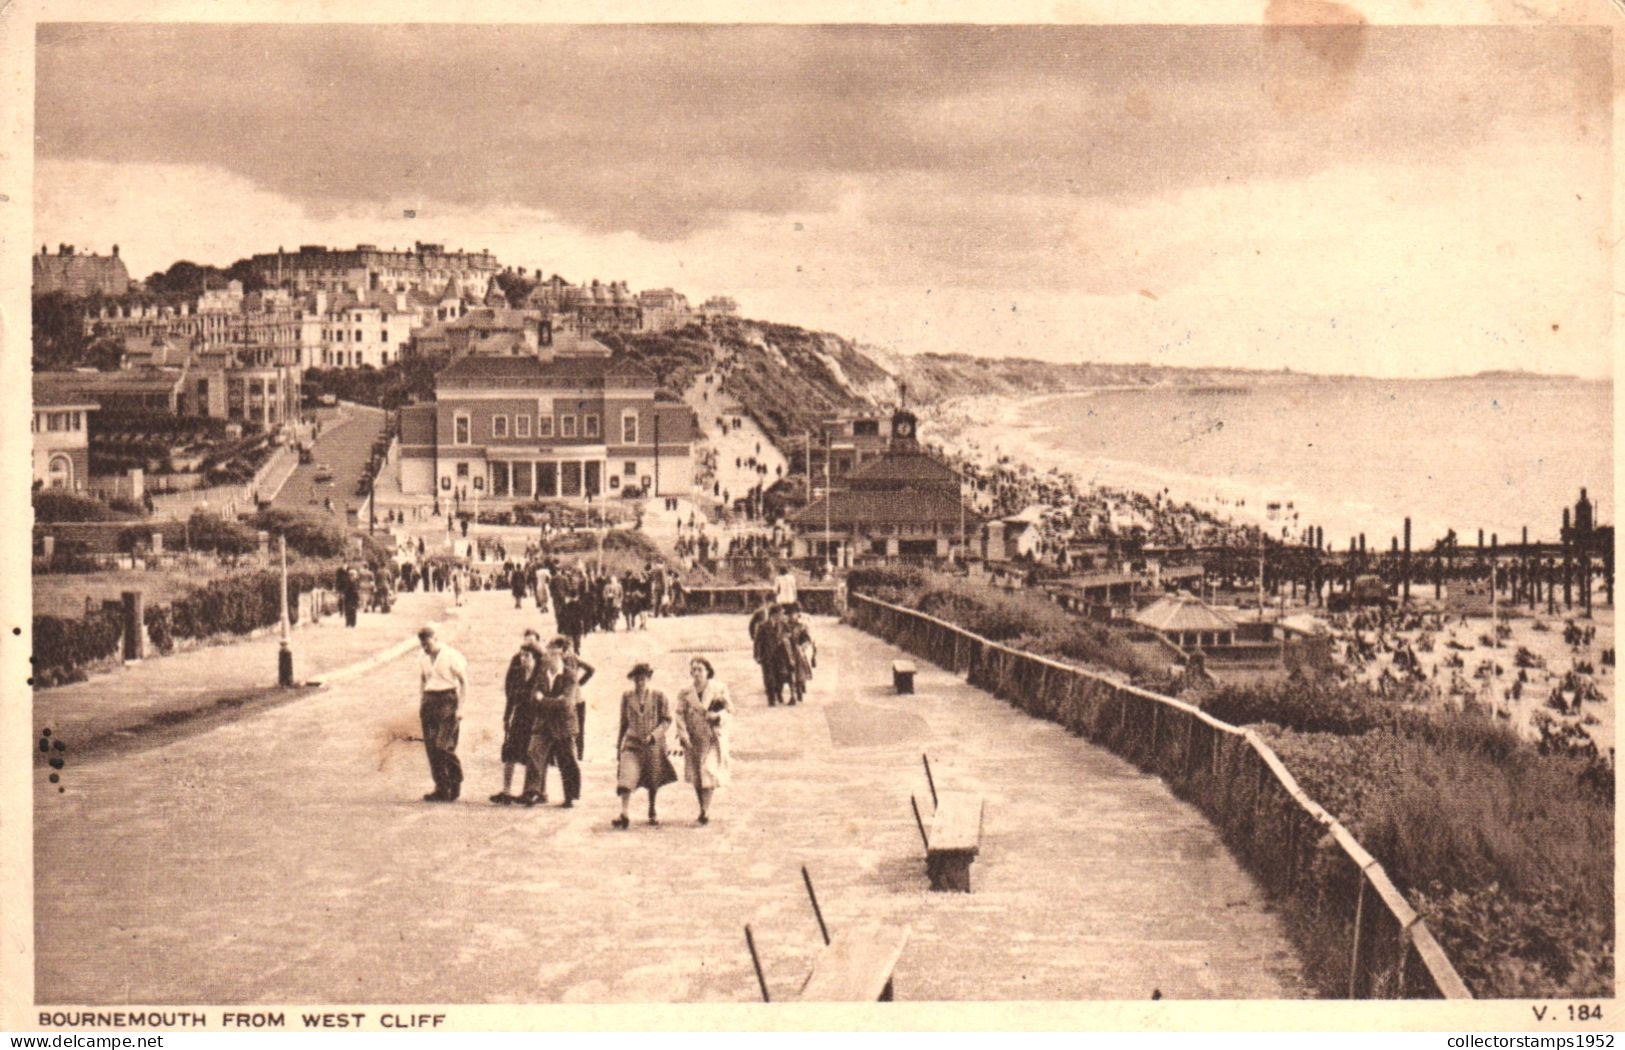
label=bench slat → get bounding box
[798,925,912,1001]
[928,791,983,855]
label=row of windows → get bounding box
[453,412,640,444]
[326,329,390,343]
[33,410,86,433]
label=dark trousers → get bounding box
[419,692,463,797]
[575,702,586,760]
[343,598,358,627]
[526,734,580,801]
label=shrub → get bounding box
[32,609,125,680]
[247,509,351,559]
[185,511,260,557]
[1200,674,1386,736]
[33,490,133,523]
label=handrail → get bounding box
[848,590,1471,1000]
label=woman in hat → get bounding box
[674,656,733,825]
[614,662,675,828]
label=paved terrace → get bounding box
[35,594,1307,1003]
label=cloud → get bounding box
[32,25,1611,379]
[37,24,1608,242]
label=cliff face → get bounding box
[597,317,1322,447]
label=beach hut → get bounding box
[1132,591,1238,650]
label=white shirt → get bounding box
[419,644,468,695]
[774,572,798,605]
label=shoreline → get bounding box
[920,386,1589,550]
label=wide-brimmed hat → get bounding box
[627,662,655,679]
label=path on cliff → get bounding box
[34,593,1306,1003]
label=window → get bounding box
[515,415,531,438]
[355,329,363,342]
[622,411,639,444]
[492,415,508,438]
[584,414,600,439]
[454,415,470,445]
[537,415,553,438]
[456,462,469,478]
[560,415,577,438]
[625,460,638,477]
[381,330,388,342]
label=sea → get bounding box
[1006,376,1613,550]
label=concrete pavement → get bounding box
[34,592,1306,1003]
[33,589,454,760]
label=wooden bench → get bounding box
[924,790,984,893]
[797,924,912,1001]
[892,659,916,694]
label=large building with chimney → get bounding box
[247,242,499,299]
[398,354,697,503]
[33,244,131,298]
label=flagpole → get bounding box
[824,428,832,573]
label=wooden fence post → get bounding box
[1348,874,1369,999]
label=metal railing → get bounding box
[848,591,1472,1000]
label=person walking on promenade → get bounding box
[613,663,675,828]
[773,563,798,609]
[552,641,595,763]
[523,639,584,807]
[675,657,733,825]
[510,562,528,610]
[492,630,546,805]
[417,623,468,802]
[533,560,551,613]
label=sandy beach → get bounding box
[923,388,1292,536]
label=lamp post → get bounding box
[277,535,294,687]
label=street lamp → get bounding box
[277,535,294,687]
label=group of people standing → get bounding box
[415,623,736,828]
[748,566,816,707]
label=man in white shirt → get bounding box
[773,564,798,610]
[417,623,469,802]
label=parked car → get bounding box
[314,464,334,483]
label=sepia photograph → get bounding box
[3,1,1617,1030]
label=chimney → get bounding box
[112,244,119,257]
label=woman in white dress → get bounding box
[674,657,733,825]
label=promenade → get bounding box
[34,593,1307,1003]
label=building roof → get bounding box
[36,369,185,397]
[32,374,101,409]
[789,489,980,528]
[436,353,656,387]
[1132,592,1237,635]
[844,449,961,486]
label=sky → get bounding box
[33,22,1614,378]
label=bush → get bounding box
[33,490,134,523]
[32,609,125,680]
[185,511,260,557]
[163,569,325,643]
[247,509,351,559]
[1265,716,1615,999]
[1201,674,1387,736]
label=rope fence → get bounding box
[848,591,1471,1000]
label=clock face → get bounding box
[896,421,914,437]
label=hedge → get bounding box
[144,569,326,654]
[33,609,125,684]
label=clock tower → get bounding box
[890,408,919,449]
